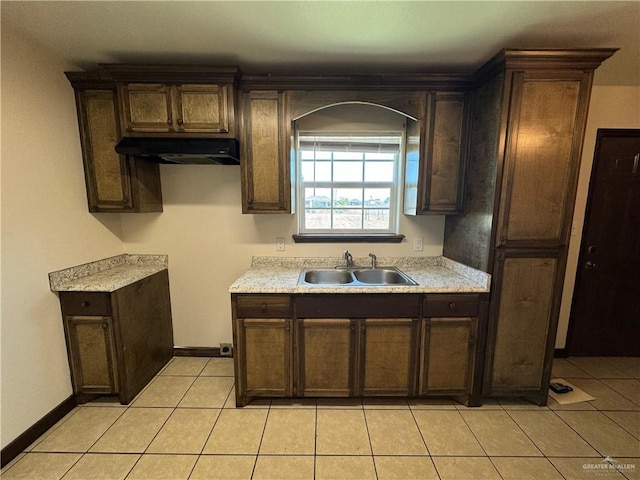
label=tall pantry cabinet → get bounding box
[443,49,616,404]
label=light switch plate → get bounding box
[413,237,423,251]
[276,238,285,251]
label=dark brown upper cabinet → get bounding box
[66,79,163,213]
[405,92,469,215]
[118,83,232,135]
[239,90,293,213]
[102,65,240,139]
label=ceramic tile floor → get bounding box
[3,356,639,479]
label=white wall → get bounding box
[555,85,640,348]
[121,166,443,347]
[0,26,124,447]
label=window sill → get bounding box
[292,234,405,244]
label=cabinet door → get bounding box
[119,83,172,133]
[77,90,134,211]
[487,252,561,394]
[361,319,417,396]
[421,317,476,395]
[64,316,119,395]
[240,91,292,213]
[424,92,468,213]
[497,72,589,246]
[239,318,292,397]
[405,92,468,215]
[174,84,229,133]
[298,319,354,397]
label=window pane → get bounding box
[365,152,396,161]
[305,209,331,229]
[334,151,363,160]
[333,209,363,229]
[315,161,332,181]
[363,209,390,229]
[300,150,316,160]
[333,188,363,207]
[301,161,315,182]
[364,188,391,207]
[333,161,363,182]
[364,161,394,182]
[304,187,331,208]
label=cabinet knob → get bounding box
[177,118,184,125]
[102,322,109,330]
[584,261,598,270]
[81,301,89,308]
[261,303,268,312]
[167,120,172,126]
[448,302,456,310]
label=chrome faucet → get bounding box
[343,250,354,268]
[368,253,377,269]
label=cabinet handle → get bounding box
[448,302,456,310]
[261,303,268,312]
[633,154,639,175]
[166,120,172,126]
[102,322,109,330]
[350,325,355,333]
[177,118,184,125]
[81,301,89,308]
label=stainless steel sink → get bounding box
[298,267,417,286]
[303,269,353,284]
[353,268,416,285]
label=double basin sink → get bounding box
[298,267,417,286]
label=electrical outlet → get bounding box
[276,238,285,251]
[413,237,423,251]
[219,343,233,357]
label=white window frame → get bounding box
[296,131,404,235]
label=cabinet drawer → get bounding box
[236,295,292,318]
[60,292,111,316]
[424,294,479,317]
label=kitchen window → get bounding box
[296,133,402,235]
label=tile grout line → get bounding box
[456,409,506,479]
[548,407,610,460]
[599,378,640,407]
[249,398,272,479]
[407,404,443,480]
[501,409,569,479]
[361,407,378,480]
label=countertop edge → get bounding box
[49,254,169,292]
[228,256,491,294]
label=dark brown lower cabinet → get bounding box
[232,292,486,406]
[361,318,418,396]
[239,318,292,399]
[59,270,174,404]
[484,251,562,404]
[421,317,476,395]
[64,316,119,395]
[298,319,353,397]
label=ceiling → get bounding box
[2,1,639,85]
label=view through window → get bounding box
[298,134,402,234]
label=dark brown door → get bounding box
[568,129,640,355]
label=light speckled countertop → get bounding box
[229,256,490,294]
[49,254,168,292]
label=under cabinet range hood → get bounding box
[115,137,240,165]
